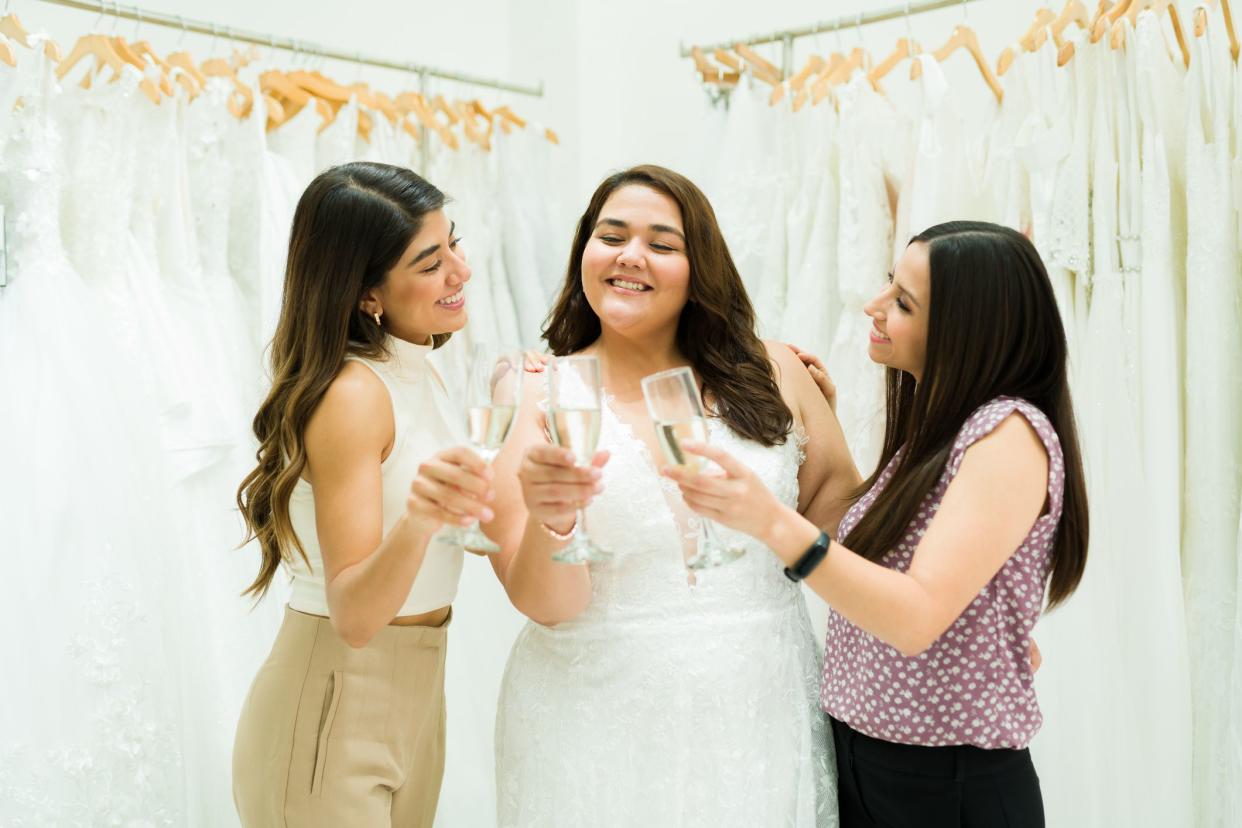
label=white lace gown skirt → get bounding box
[494,600,836,828]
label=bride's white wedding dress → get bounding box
[494,388,837,827]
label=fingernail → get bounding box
[486,489,496,502]
[589,469,602,481]
[481,508,495,522]
[682,440,701,450]
[459,515,473,526]
[593,483,604,494]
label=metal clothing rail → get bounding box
[679,0,982,77]
[35,0,545,96]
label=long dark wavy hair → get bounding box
[842,221,1088,608]
[236,162,450,599]
[543,164,792,446]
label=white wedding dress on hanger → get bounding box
[1182,7,1242,826]
[0,46,190,825]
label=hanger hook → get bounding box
[961,0,969,22]
[209,23,219,57]
[133,7,142,41]
[174,14,187,48]
[110,1,121,35]
[834,18,843,51]
[905,1,914,40]
[855,11,863,45]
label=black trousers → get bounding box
[831,717,1045,828]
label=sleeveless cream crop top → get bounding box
[286,335,465,616]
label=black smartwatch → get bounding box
[783,531,831,582]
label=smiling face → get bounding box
[579,184,691,340]
[358,209,470,344]
[864,241,931,381]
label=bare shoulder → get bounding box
[305,360,393,453]
[762,339,802,379]
[763,338,823,416]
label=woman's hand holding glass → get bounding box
[661,440,785,547]
[517,442,609,538]
[407,446,496,540]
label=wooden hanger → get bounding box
[494,105,527,130]
[1147,1,1191,67]
[910,25,1004,103]
[397,92,458,150]
[869,37,919,86]
[167,50,207,88]
[690,46,721,83]
[432,94,460,126]
[115,36,173,97]
[1194,0,1240,61]
[131,40,187,97]
[0,35,14,68]
[202,58,254,118]
[0,11,28,48]
[733,42,781,85]
[260,70,310,107]
[287,70,352,103]
[998,8,1056,76]
[0,10,53,59]
[772,54,825,106]
[712,47,742,73]
[808,52,844,105]
[1051,1,1090,65]
[262,93,285,130]
[1091,0,1131,42]
[56,34,160,103]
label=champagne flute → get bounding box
[641,366,746,569]
[546,355,611,564]
[438,344,522,554]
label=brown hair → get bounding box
[543,164,792,446]
[237,162,449,599]
[842,221,1088,608]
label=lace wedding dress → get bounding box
[494,389,837,827]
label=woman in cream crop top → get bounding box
[286,334,466,618]
[233,164,496,827]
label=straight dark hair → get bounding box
[543,164,792,446]
[842,221,1088,608]
[236,162,449,599]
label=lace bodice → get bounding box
[564,395,808,626]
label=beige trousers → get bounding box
[233,606,450,827]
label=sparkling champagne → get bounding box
[467,404,517,459]
[655,417,709,472]
[549,407,602,466]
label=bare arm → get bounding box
[765,341,862,535]
[307,363,492,648]
[669,412,1049,656]
[484,371,602,626]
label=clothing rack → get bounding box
[34,0,545,96]
[679,0,982,77]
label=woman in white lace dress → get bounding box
[485,165,859,827]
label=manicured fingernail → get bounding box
[481,508,495,522]
[682,441,701,450]
[593,484,604,494]
[459,515,473,525]
[486,489,496,502]
[589,469,602,480]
